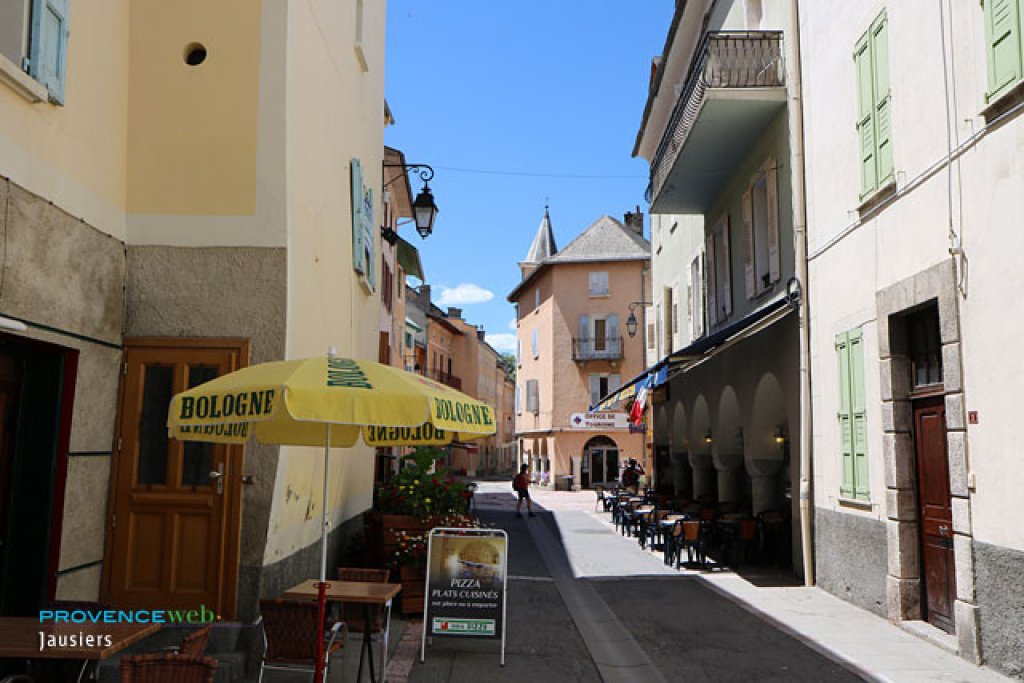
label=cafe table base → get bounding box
[283,579,401,683]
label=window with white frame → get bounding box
[525,379,539,413]
[531,329,539,358]
[690,254,704,338]
[516,385,522,415]
[0,0,69,104]
[534,288,540,310]
[705,215,732,326]
[588,271,609,296]
[743,159,781,298]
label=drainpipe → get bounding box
[787,0,815,586]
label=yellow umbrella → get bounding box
[166,351,495,677]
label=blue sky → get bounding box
[384,1,674,354]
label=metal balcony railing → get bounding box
[572,337,623,362]
[427,369,462,390]
[649,31,784,203]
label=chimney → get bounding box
[446,307,463,319]
[418,284,431,304]
[476,327,485,341]
[624,206,644,235]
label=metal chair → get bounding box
[120,654,218,683]
[676,519,707,569]
[258,599,345,683]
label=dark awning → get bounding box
[591,295,794,410]
[396,236,425,281]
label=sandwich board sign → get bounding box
[420,527,509,666]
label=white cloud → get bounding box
[436,283,494,306]
[508,318,517,331]
[487,333,517,354]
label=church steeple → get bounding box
[522,204,557,268]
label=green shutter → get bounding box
[351,159,365,276]
[365,187,376,290]
[986,0,1023,100]
[854,31,877,197]
[836,332,854,498]
[871,14,893,186]
[29,0,69,104]
[848,328,869,500]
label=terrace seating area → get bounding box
[598,487,791,573]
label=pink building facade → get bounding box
[509,210,649,489]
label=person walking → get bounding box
[513,464,536,518]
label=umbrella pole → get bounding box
[315,422,332,683]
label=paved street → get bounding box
[403,482,865,682]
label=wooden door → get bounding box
[0,353,19,602]
[104,339,248,618]
[914,397,955,633]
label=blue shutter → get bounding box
[30,0,69,104]
[578,315,590,355]
[351,159,365,276]
[607,314,619,357]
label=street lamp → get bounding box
[625,301,652,338]
[383,163,439,239]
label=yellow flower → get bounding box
[413,480,420,485]
[425,498,432,504]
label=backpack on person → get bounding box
[513,472,528,491]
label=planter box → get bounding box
[399,564,427,616]
[365,512,435,568]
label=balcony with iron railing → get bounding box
[649,31,785,213]
[572,337,623,362]
[427,369,462,390]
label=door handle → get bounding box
[209,465,224,495]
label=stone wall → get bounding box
[815,507,887,616]
[975,541,1024,678]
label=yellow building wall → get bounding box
[263,0,386,564]
[127,0,259,217]
[0,0,129,240]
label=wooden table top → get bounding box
[283,579,401,604]
[0,618,160,659]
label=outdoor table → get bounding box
[0,617,160,682]
[283,578,401,683]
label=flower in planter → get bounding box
[387,513,486,570]
[375,446,467,517]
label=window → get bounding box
[588,374,621,407]
[705,216,732,326]
[907,307,943,390]
[516,385,522,415]
[743,160,781,298]
[690,254,704,338]
[986,0,1024,102]
[588,271,609,296]
[855,12,893,199]
[0,0,68,104]
[576,315,619,357]
[526,379,539,414]
[516,339,521,366]
[534,288,540,310]
[381,259,393,312]
[836,327,868,500]
[531,329,539,358]
[663,287,674,352]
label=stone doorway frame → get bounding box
[876,260,979,661]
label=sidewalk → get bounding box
[525,485,1009,683]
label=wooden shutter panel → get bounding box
[836,332,854,498]
[743,187,756,298]
[705,233,717,326]
[854,31,877,197]
[871,14,894,186]
[527,379,539,413]
[848,328,869,499]
[578,315,590,355]
[607,314,619,356]
[30,0,69,104]
[720,216,732,317]
[351,159,365,275]
[766,161,781,283]
[588,375,601,408]
[986,0,1023,99]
